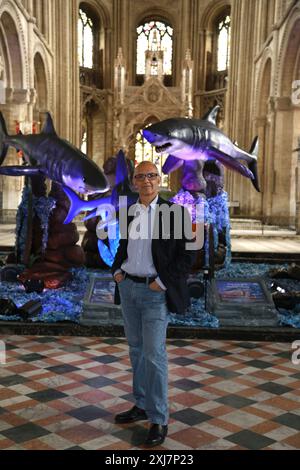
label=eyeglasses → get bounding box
[134,172,159,181]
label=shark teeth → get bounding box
[155,143,172,153]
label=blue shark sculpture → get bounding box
[142,105,260,192]
[97,222,121,267]
[0,112,109,195]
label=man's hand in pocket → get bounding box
[114,273,125,283]
[149,281,164,292]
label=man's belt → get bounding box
[124,272,156,284]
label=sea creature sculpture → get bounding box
[63,150,137,224]
[0,112,109,195]
[142,105,260,191]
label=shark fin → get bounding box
[41,113,56,135]
[208,147,254,181]
[0,165,42,176]
[248,136,260,192]
[0,112,9,164]
[249,135,259,157]
[201,105,220,125]
[62,186,85,224]
[162,155,184,174]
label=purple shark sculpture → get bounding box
[0,112,109,195]
[142,105,260,192]
[62,150,137,224]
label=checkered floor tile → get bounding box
[0,336,299,450]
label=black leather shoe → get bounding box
[144,424,168,447]
[115,405,148,424]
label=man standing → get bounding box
[112,161,195,447]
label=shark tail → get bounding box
[248,136,260,192]
[0,112,9,164]
[62,186,86,224]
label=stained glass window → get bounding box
[135,127,169,188]
[78,8,94,68]
[217,15,230,71]
[136,21,173,75]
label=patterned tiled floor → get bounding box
[0,336,299,450]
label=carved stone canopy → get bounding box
[146,83,162,103]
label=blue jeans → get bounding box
[118,277,169,425]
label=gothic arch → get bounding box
[133,11,175,86]
[279,18,300,97]
[0,10,23,89]
[197,0,231,93]
[200,0,231,31]
[82,93,107,116]
[33,52,48,116]
[276,4,300,97]
[0,0,28,89]
[79,1,111,88]
[80,94,108,161]
[33,43,53,111]
[269,8,300,227]
[135,9,176,30]
[125,112,163,150]
[0,22,10,87]
[126,113,166,167]
[143,114,160,124]
[79,0,111,29]
[256,55,272,117]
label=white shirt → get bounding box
[117,195,166,290]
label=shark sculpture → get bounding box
[62,150,137,225]
[142,105,260,192]
[62,150,137,266]
[0,112,109,195]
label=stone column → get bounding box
[177,0,194,88]
[293,112,300,232]
[224,0,257,216]
[112,0,128,87]
[41,0,48,40]
[258,0,268,45]
[296,147,300,234]
[0,100,28,217]
[53,0,80,145]
[35,0,42,32]
[180,0,192,63]
[105,27,113,89]
[272,97,295,226]
[26,0,33,16]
